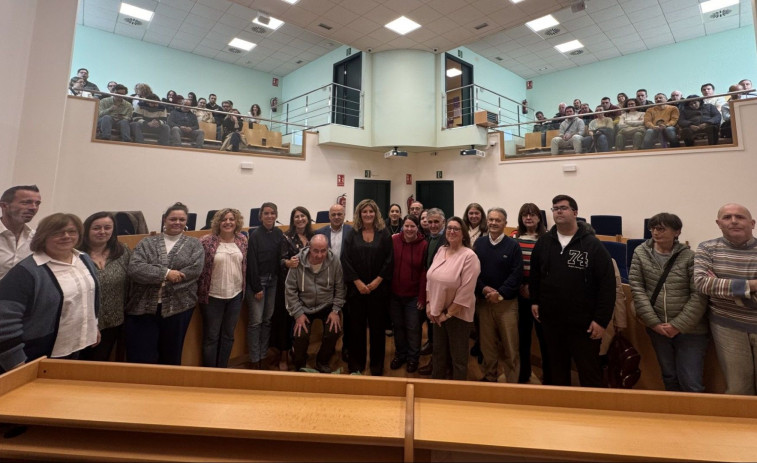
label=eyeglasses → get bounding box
[446,227,462,232]
[522,212,538,217]
[51,228,79,238]
[649,226,668,234]
[550,206,573,212]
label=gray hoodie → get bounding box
[285,247,346,320]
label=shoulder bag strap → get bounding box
[649,252,681,307]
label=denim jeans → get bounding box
[246,275,277,363]
[131,121,170,145]
[389,295,421,363]
[170,127,205,148]
[710,322,757,395]
[642,126,679,149]
[646,327,708,392]
[200,293,243,368]
[98,115,131,141]
[125,304,193,365]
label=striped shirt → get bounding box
[512,233,538,280]
[694,236,757,331]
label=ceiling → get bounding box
[78,0,754,78]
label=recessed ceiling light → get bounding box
[385,16,421,35]
[253,14,284,30]
[228,38,256,51]
[119,2,154,21]
[555,39,583,53]
[510,0,525,3]
[446,68,462,77]
[281,0,299,4]
[700,0,738,13]
[525,14,559,32]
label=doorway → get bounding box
[416,181,454,220]
[332,53,362,127]
[354,179,391,221]
[445,54,473,128]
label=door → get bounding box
[353,179,391,221]
[333,53,362,127]
[416,181,454,220]
[445,55,473,127]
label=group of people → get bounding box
[69,68,264,152]
[1,184,756,396]
[533,79,753,154]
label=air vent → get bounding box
[318,23,332,30]
[537,66,549,71]
[474,23,488,30]
[250,25,268,34]
[569,49,583,55]
[495,56,503,61]
[709,8,733,19]
[543,27,561,36]
[123,17,142,26]
[227,47,242,54]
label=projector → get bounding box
[384,147,408,158]
[460,148,486,158]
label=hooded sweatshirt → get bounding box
[529,221,616,328]
[391,232,428,304]
[284,247,346,320]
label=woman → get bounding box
[274,206,314,370]
[197,208,247,368]
[341,199,393,375]
[162,90,177,104]
[463,203,487,242]
[186,92,198,107]
[193,98,215,123]
[616,92,629,108]
[387,203,402,235]
[615,99,645,150]
[629,213,708,392]
[79,212,131,362]
[247,103,262,128]
[68,77,93,98]
[583,106,615,152]
[510,203,549,384]
[221,109,246,152]
[0,213,100,373]
[126,202,203,365]
[389,215,428,373]
[419,209,431,237]
[246,202,285,369]
[132,82,154,110]
[426,216,481,381]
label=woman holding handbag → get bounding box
[629,212,708,392]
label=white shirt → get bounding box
[0,221,34,280]
[33,250,98,358]
[209,243,244,299]
[488,232,505,246]
[159,233,183,303]
[329,226,343,259]
[557,231,574,251]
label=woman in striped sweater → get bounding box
[511,203,549,384]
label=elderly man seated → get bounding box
[96,84,132,142]
[550,106,585,155]
[678,95,721,146]
[642,93,680,149]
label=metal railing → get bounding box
[270,82,364,136]
[443,84,536,138]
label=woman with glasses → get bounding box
[426,216,481,380]
[629,212,708,392]
[0,213,100,373]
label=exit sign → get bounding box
[436,171,443,179]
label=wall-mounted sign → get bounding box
[337,174,344,186]
[365,170,371,178]
[436,171,443,179]
[406,174,412,185]
[272,77,279,87]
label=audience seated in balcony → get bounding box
[635,89,653,112]
[247,103,262,129]
[550,106,584,155]
[678,95,721,147]
[616,92,629,108]
[720,84,742,138]
[701,83,725,114]
[131,93,170,146]
[193,98,215,123]
[162,90,178,105]
[642,93,679,149]
[600,97,620,120]
[68,77,93,98]
[76,68,99,95]
[131,83,153,110]
[220,109,246,152]
[582,106,614,153]
[167,96,204,149]
[615,99,645,151]
[186,92,198,107]
[96,83,132,142]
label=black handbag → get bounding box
[605,332,641,389]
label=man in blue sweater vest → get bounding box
[473,207,523,382]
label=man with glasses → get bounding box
[694,203,757,395]
[529,195,615,387]
[418,208,446,375]
[408,201,424,218]
[0,185,41,280]
[96,84,133,141]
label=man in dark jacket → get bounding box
[529,194,615,387]
[167,97,205,148]
[678,96,722,146]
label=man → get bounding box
[285,234,345,373]
[215,100,233,140]
[694,204,757,395]
[418,207,447,374]
[582,106,614,152]
[550,106,584,155]
[530,195,615,387]
[533,111,548,146]
[572,98,582,112]
[738,79,755,98]
[473,207,523,383]
[642,93,680,149]
[206,93,220,112]
[97,83,132,142]
[721,84,742,138]
[408,201,423,218]
[76,67,100,94]
[130,93,170,146]
[600,96,620,120]
[314,203,352,260]
[0,185,41,280]
[168,96,205,149]
[678,95,721,146]
[635,88,653,111]
[701,83,725,113]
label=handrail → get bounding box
[273,82,361,108]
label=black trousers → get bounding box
[80,324,122,361]
[517,296,550,384]
[292,306,342,370]
[347,290,388,375]
[542,321,604,388]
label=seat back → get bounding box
[643,218,652,239]
[114,212,136,236]
[591,215,622,236]
[315,210,330,224]
[524,132,541,149]
[545,129,560,142]
[203,210,219,230]
[198,122,217,142]
[186,212,197,231]
[249,208,261,228]
[626,239,645,274]
[602,241,628,283]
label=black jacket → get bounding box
[341,227,393,296]
[246,225,285,293]
[529,222,616,328]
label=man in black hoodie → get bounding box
[529,195,615,387]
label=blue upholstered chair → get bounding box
[315,210,330,224]
[591,215,622,236]
[602,241,628,283]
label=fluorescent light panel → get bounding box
[229,38,256,51]
[281,0,299,4]
[525,14,558,32]
[385,16,421,35]
[554,39,583,53]
[446,68,462,77]
[509,0,525,3]
[119,2,154,21]
[253,15,285,30]
[699,0,738,13]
